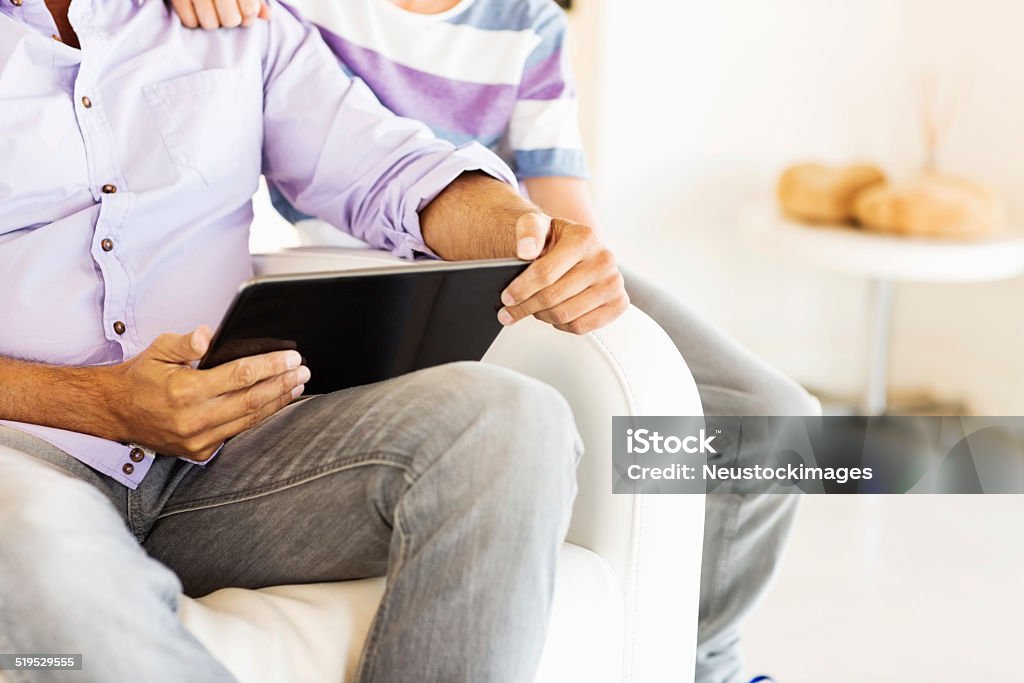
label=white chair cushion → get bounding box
[180,544,623,683]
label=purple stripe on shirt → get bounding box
[518,47,574,101]
[317,28,518,139]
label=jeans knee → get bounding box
[726,364,821,418]
[764,375,821,417]
[419,362,581,495]
[425,361,577,436]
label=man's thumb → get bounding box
[515,212,551,260]
[152,326,212,363]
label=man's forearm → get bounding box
[0,357,117,438]
[420,172,540,260]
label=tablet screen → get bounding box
[199,260,528,395]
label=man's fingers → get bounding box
[498,261,594,324]
[180,386,301,461]
[217,388,299,441]
[501,240,585,311]
[206,379,305,444]
[514,212,551,261]
[151,326,212,364]
[170,0,200,27]
[204,350,304,394]
[214,365,309,423]
[183,366,306,443]
[532,277,625,329]
[553,298,630,336]
[213,0,243,27]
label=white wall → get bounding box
[891,0,1024,414]
[582,0,1024,413]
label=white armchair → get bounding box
[175,246,706,683]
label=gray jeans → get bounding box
[0,362,581,683]
[623,269,820,683]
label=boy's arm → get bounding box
[523,177,600,228]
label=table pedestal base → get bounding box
[862,278,894,416]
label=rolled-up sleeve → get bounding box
[259,2,517,259]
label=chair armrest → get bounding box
[253,247,412,275]
[484,310,705,683]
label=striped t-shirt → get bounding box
[284,0,587,181]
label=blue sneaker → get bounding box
[748,677,775,683]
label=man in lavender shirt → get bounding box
[0,0,629,680]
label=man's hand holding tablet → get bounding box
[103,326,309,462]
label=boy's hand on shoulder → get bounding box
[170,0,270,30]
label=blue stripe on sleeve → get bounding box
[514,147,589,180]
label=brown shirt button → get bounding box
[122,463,135,475]
[101,238,114,252]
[11,0,23,7]
[81,96,92,109]
[129,448,145,463]
[101,184,117,194]
[113,321,126,335]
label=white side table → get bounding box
[744,212,1024,414]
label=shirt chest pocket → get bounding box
[142,68,261,186]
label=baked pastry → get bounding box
[852,172,1004,239]
[777,163,886,224]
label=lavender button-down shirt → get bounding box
[0,0,516,488]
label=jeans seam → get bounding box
[154,452,414,520]
[128,489,145,541]
[355,489,413,681]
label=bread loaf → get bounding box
[852,173,1003,239]
[777,163,886,224]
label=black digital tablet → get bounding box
[198,259,529,395]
